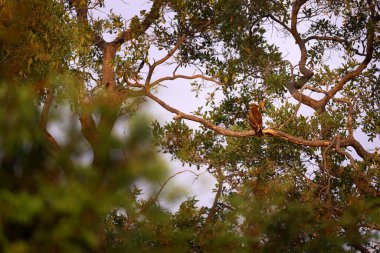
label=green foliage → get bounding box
[0,0,73,82]
[0,0,379,252]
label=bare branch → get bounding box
[303,35,346,43]
[145,34,188,86]
[149,73,222,89]
[146,91,258,137]
[147,91,334,145]
[124,170,200,230]
[335,135,378,196]
[152,34,187,68]
[267,14,291,33]
[153,170,200,204]
[286,81,320,109]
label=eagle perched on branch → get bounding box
[248,101,264,136]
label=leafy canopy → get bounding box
[0,0,379,252]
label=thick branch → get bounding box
[319,20,376,107]
[334,135,377,197]
[70,0,88,24]
[290,0,314,80]
[349,138,375,161]
[101,44,118,90]
[335,135,359,171]
[147,92,380,163]
[78,98,99,150]
[43,129,75,170]
[286,81,320,109]
[79,112,99,149]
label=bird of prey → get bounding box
[248,101,264,136]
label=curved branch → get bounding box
[320,17,376,107]
[146,91,257,137]
[335,135,359,171]
[147,91,331,145]
[147,92,380,163]
[286,81,320,109]
[282,0,321,110]
[152,34,188,68]
[290,0,314,80]
[145,34,188,86]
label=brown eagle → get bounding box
[248,101,264,136]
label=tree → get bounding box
[0,0,379,252]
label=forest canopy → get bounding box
[0,0,379,252]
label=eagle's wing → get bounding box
[248,104,263,136]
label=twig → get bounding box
[124,170,201,230]
[145,34,188,86]
[149,73,223,89]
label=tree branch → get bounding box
[145,34,188,86]
[40,89,53,130]
[151,34,187,68]
[335,134,359,171]
[113,0,165,46]
[146,92,380,163]
[205,176,224,226]
[67,0,105,51]
[149,73,222,89]
[267,14,291,33]
[319,17,376,107]
[290,0,314,81]
[303,35,346,43]
[124,170,200,230]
